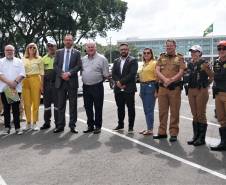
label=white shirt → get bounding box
[62,48,72,71]
[0,57,26,92]
[120,58,126,74]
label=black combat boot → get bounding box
[193,123,207,146]
[210,127,226,151]
[187,122,199,145]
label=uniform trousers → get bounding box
[22,75,41,123]
[43,80,58,125]
[216,92,226,127]
[188,88,209,124]
[158,86,181,136]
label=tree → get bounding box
[0,0,127,55]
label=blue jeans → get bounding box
[140,83,156,130]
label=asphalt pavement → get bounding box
[0,83,225,185]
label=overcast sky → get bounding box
[96,0,226,45]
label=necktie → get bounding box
[64,49,70,72]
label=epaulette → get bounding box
[160,52,166,57]
[176,52,183,57]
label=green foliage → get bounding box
[0,0,127,55]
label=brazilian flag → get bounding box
[203,24,213,37]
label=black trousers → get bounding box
[114,91,135,129]
[1,92,21,129]
[83,82,104,129]
[57,81,77,129]
[43,80,58,125]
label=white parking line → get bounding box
[76,117,226,180]
[104,99,220,127]
[0,175,7,185]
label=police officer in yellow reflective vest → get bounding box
[210,40,226,151]
[184,45,213,146]
[40,39,58,130]
[154,39,186,142]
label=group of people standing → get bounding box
[0,35,226,152]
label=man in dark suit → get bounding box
[112,43,138,133]
[53,34,81,133]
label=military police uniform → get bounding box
[155,52,185,140]
[211,53,226,151]
[184,59,213,146]
[41,54,58,129]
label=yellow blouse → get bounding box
[23,57,44,76]
[139,60,157,82]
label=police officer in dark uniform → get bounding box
[40,39,58,130]
[184,45,213,146]
[210,40,226,151]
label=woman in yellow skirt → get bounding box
[22,43,44,131]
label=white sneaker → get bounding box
[15,129,23,135]
[2,128,10,135]
[23,124,32,131]
[32,124,39,131]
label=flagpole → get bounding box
[211,32,213,63]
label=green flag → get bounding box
[203,24,213,37]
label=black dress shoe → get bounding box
[169,136,177,142]
[83,127,94,133]
[70,128,78,134]
[93,128,101,134]
[53,128,64,133]
[153,134,167,139]
[40,124,51,130]
[113,125,124,131]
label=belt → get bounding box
[140,80,156,84]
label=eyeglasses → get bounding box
[217,46,226,51]
[143,52,151,55]
[29,46,36,50]
[47,44,54,48]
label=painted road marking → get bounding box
[76,117,226,180]
[0,175,7,185]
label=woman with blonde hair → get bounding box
[139,48,157,135]
[22,43,44,131]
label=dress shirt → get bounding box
[82,52,109,85]
[0,57,26,92]
[120,58,126,74]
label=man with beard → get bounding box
[112,43,138,133]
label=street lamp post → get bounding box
[109,36,112,63]
[0,31,3,57]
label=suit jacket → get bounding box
[54,48,81,89]
[112,55,138,93]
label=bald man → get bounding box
[82,42,109,134]
[0,45,25,135]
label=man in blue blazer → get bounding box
[53,34,81,133]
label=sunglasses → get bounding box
[29,46,36,50]
[217,46,226,51]
[143,52,151,55]
[47,44,54,48]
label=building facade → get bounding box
[118,35,226,61]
